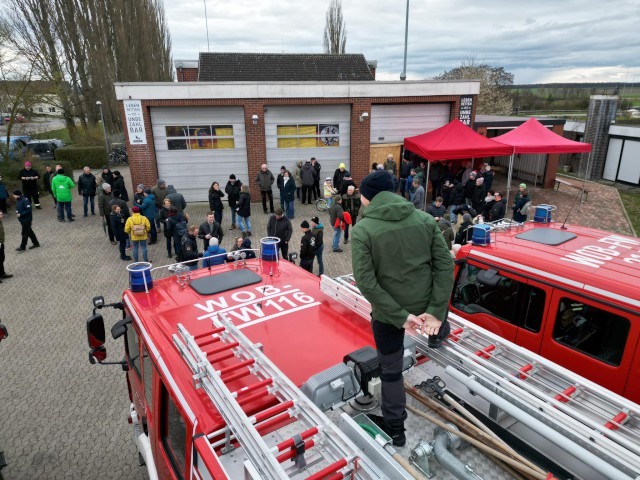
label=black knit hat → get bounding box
[229,174,236,179]
[300,220,310,228]
[359,170,394,201]
[13,190,22,196]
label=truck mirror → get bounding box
[89,346,107,364]
[87,313,106,348]
[0,323,8,341]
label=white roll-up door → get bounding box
[150,106,248,202]
[603,138,623,181]
[264,105,351,196]
[617,140,640,184]
[370,104,450,144]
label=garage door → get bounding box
[616,139,640,184]
[265,105,351,197]
[370,104,450,144]
[150,106,248,202]
[603,138,623,181]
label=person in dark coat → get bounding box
[429,161,444,200]
[208,181,225,225]
[236,184,252,237]
[281,171,296,219]
[165,206,189,259]
[225,175,242,230]
[101,166,115,188]
[266,208,293,260]
[471,177,487,212]
[300,160,315,205]
[133,184,145,206]
[141,189,157,244]
[488,192,507,222]
[427,197,447,221]
[13,190,40,251]
[276,166,287,210]
[198,211,224,251]
[454,213,474,246]
[255,164,275,214]
[310,216,324,276]
[0,211,12,280]
[328,195,345,252]
[441,180,454,208]
[464,172,477,204]
[311,158,321,200]
[98,184,116,244]
[180,225,202,270]
[240,237,256,259]
[166,185,187,213]
[299,220,316,272]
[42,165,55,204]
[19,161,41,208]
[399,158,413,199]
[332,163,347,194]
[112,170,129,202]
[482,164,494,191]
[77,166,97,216]
[341,185,360,244]
[448,181,466,224]
[110,205,131,260]
[512,184,530,223]
[338,172,356,196]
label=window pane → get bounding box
[166,126,188,137]
[188,138,213,150]
[162,390,186,480]
[553,298,630,366]
[126,325,141,378]
[188,126,211,136]
[298,125,317,135]
[143,346,153,412]
[212,125,233,136]
[277,125,298,135]
[319,136,339,147]
[451,263,519,324]
[522,285,546,332]
[278,138,298,148]
[213,138,235,149]
[167,139,188,150]
[298,137,319,148]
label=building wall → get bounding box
[176,68,198,82]
[120,95,468,200]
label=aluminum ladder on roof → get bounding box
[172,311,380,480]
[320,274,640,478]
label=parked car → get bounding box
[2,113,26,123]
[26,139,58,161]
[0,135,31,160]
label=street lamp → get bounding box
[96,101,110,154]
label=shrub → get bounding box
[55,146,107,169]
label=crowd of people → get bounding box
[0,155,532,280]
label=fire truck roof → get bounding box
[123,260,375,433]
[461,222,640,310]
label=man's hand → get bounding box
[205,234,211,239]
[418,313,442,336]
[403,314,423,334]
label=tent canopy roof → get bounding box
[404,119,513,161]
[494,117,591,154]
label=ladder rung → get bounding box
[306,458,349,480]
[553,386,577,403]
[251,401,295,424]
[222,369,252,384]
[605,412,628,430]
[200,335,222,347]
[518,363,534,380]
[450,327,464,342]
[474,344,495,359]
[195,326,226,341]
[255,412,294,434]
[209,351,235,363]
[274,427,319,452]
[326,472,346,480]
[235,379,273,398]
[276,439,315,463]
[205,341,239,356]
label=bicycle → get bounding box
[108,146,129,166]
[315,198,328,212]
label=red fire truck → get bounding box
[450,217,640,402]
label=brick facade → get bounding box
[176,68,198,82]
[119,95,472,200]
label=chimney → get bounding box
[367,60,377,80]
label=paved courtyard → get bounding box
[0,167,636,479]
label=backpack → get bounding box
[521,201,532,216]
[131,218,146,236]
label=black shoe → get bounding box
[0,274,12,279]
[333,248,343,253]
[264,210,268,214]
[92,212,96,216]
[121,256,132,261]
[29,244,40,249]
[71,214,75,218]
[367,414,406,447]
[428,321,451,349]
[344,239,349,244]
[168,253,172,258]
[35,205,41,209]
[148,240,157,245]
[270,210,275,214]
[68,218,75,222]
[58,219,65,222]
[16,247,26,252]
[110,241,117,245]
[83,213,88,217]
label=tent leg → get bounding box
[423,162,431,211]
[581,152,592,203]
[506,152,515,206]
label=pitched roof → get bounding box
[198,53,374,82]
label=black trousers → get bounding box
[301,186,313,204]
[104,216,115,242]
[0,198,6,213]
[20,221,39,249]
[0,243,5,275]
[343,216,357,241]
[278,242,289,261]
[313,179,320,200]
[300,257,314,272]
[260,190,274,213]
[24,189,40,206]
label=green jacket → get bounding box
[352,191,454,328]
[51,175,75,202]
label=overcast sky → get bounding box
[163,0,640,84]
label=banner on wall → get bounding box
[124,100,147,145]
[459,95,474,126]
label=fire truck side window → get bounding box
[125,324,141,378]
[552,298,630,366]
[452,263,520,324]
[161,387,187,480]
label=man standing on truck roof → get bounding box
[352,170,454,447]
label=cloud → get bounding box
[163,0,640,84]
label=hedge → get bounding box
[55,146,107,169]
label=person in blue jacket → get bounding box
[141,189,157,244]
[0,174,10,214]
[202,237,227,268]
[13,190,40,251]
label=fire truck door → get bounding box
[539,291,639,396]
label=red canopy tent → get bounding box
[404,118,513,160]
[493,118,592,202]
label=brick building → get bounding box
[115,53,479,201]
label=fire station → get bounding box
[115,53,480,201]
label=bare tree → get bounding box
[323,0,347,54]
[435,57,514,115]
